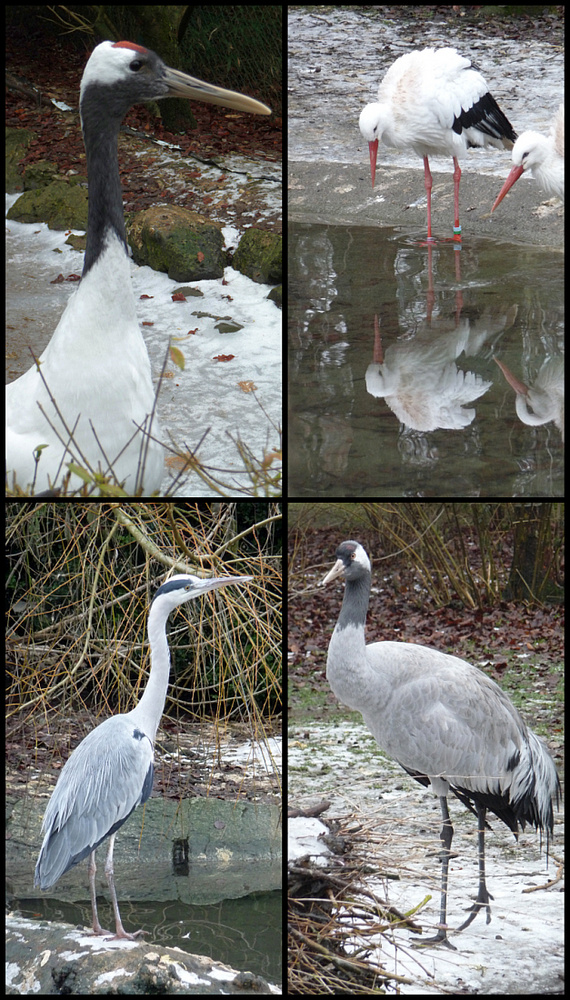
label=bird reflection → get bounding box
[494,355,564,441]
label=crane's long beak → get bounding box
[164,66,271,116]
[322,560,345,586]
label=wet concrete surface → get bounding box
[289,159,564,246]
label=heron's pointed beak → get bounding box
[198,575,254,596]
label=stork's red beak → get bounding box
[368,139,378,188]
[491,163,525,213]
[494,357,529,395]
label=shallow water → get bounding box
[289,220,564,497]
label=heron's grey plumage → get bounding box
[35,571,253,938]
[322,540,559,946]
[35,716,153,890]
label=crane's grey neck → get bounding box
[80,86,129,276]
[326,569,373,712]
[336,571,371,632]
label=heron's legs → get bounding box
[89,836,146,940]
[416,795,457,949]
[88,849,111,936]
[456,803,493,932]
[103,833,146,940]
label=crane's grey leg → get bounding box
[456,803,493,932]
[104,833,146,940]
[416,796,457,949]
[88,849,111,935]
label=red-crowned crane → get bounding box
[6,41,271,496]
[322,540,560,948]
[359,47,517,240]
[492,103,564,211]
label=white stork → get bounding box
[359,47,517,240]
[492,103,564,211]
[494,356,564,440]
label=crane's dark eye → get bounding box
[130,59,143,72]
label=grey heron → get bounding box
[6,40,271,495]
[322,540,559,947]
[35,570,253,939]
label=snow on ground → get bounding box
[6,157,281,497]
[289,720,564,994]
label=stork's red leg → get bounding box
[453,156,462,236]
[423,156,434,240]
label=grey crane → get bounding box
[322,540,559,948]
[35,571,253,939]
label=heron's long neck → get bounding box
[80,89,128,277]
[132,600,172,742]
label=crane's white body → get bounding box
[323,540,559,944]
[6,41,271,496]
[6,230,163,495]
[493,104,564,210]
[35,570,253,937]
[359,47,516,238]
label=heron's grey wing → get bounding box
[35,714,153,888]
